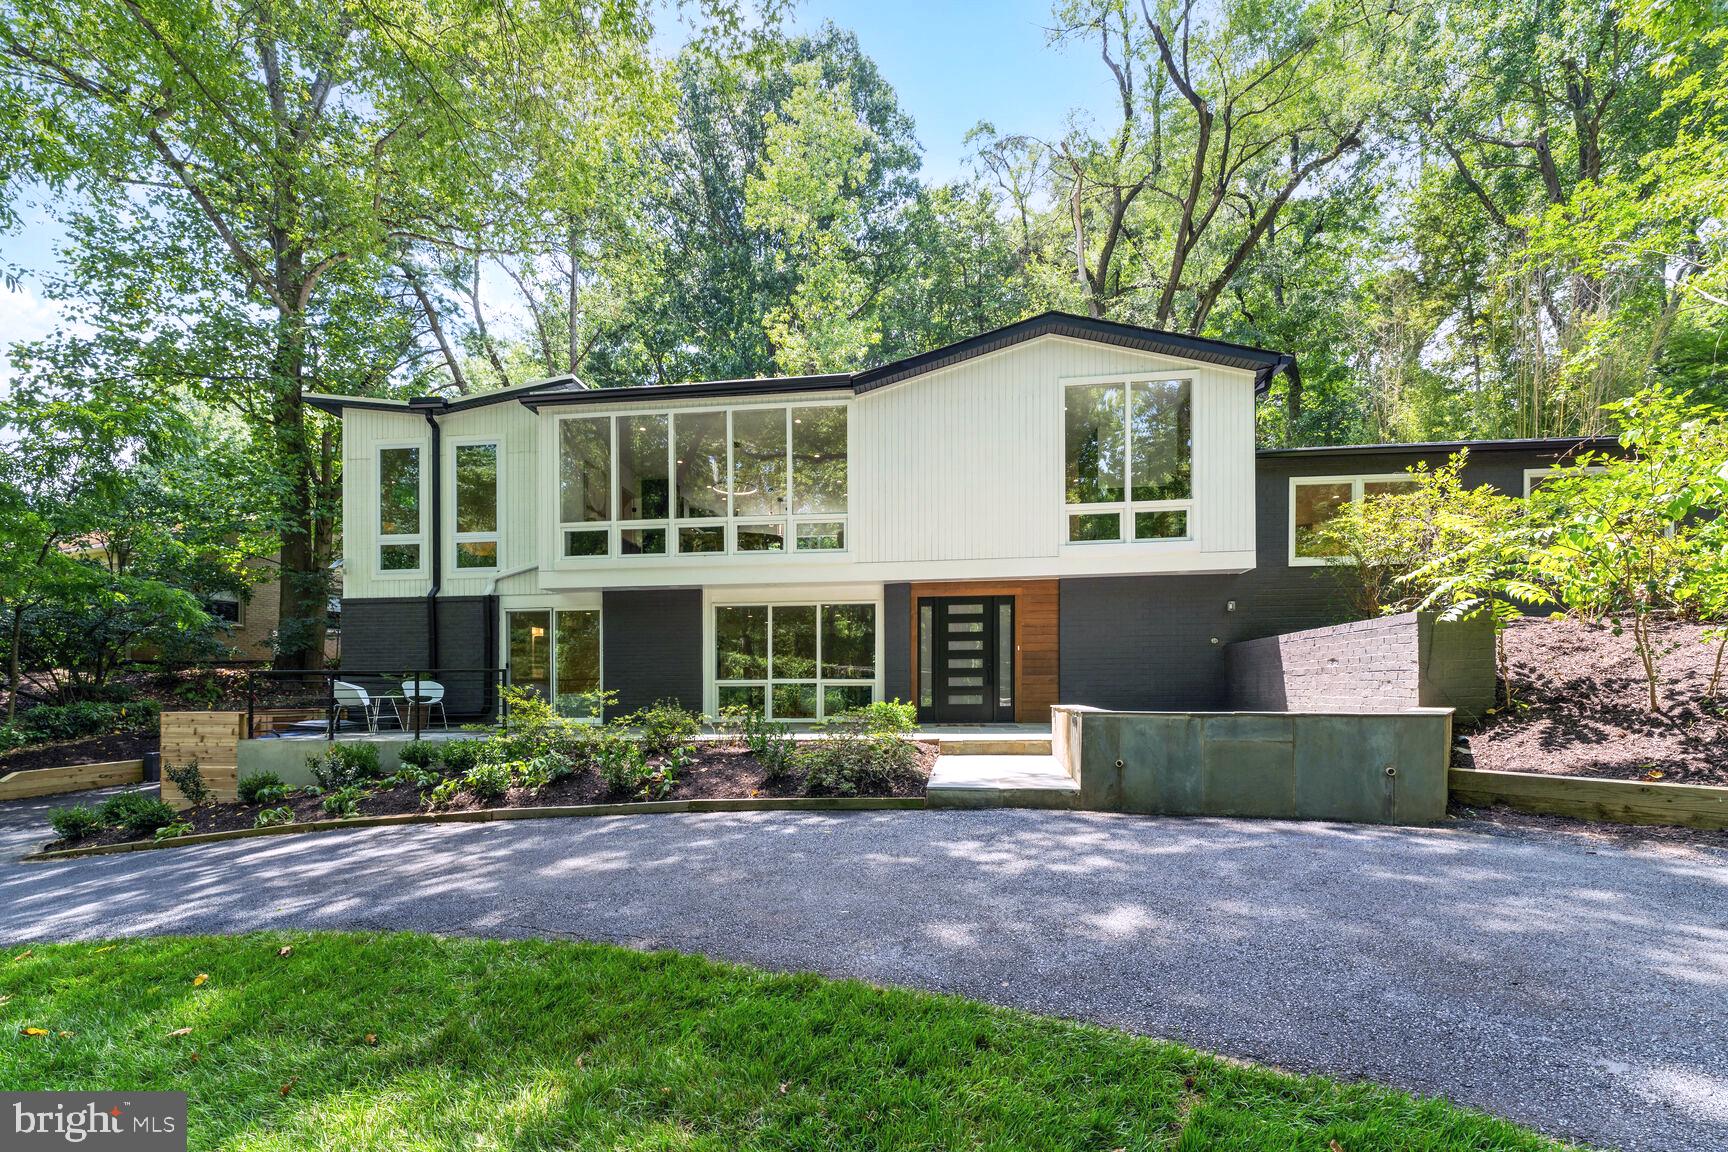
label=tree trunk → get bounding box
[270,306,326,671]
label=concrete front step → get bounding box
[927,737,1053,756]
[925,754,1079,810]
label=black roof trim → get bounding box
[303,375,589,417]
[850,311,1293,394]
[518,374,853,410]
[1256,436,1621,458]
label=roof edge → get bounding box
[1256,435,1621,458]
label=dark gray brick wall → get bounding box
[1226,611,1495,721]
[338,595,496,717]
[601,588,703,719]
[883,582,911,705]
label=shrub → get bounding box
[254,806,294,828]
[398,740,440,770]
[425,778,461,809]
[0,725,26,752]
[98,793,179,837]
[625,700,702,757]
[799,734,920,798]
[321,786,365,818]
[49,805,102,841]
[828,699,917,736]
[237,771,289,805]
[307,742,383,790]
[17,700,160,743]
[393,764,443,791]
[165,761,210,808]
[596,736,650,797]
[437,738,487,774]
[463,760,510,801]
[741,711,796,783]
[155,820,195,841]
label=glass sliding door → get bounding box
[507,608,603,720]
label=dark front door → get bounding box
[919,596,1015,723]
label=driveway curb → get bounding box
[20,795,925,862]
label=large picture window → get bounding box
[453,442,500,570]
[1289,474,1420,564]
[1064,379,1191,543]
[714,602,876,720]
[506,608,602,719]
[377,445,423,573]
[556,404,848,559]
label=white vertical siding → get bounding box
[852,334,1258,565]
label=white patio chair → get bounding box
[332,680,379,734]
[401,679,449,731]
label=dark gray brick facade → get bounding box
[601,588,704,719]
[883,582,911,705]
[338,595,496,717]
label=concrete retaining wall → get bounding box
[1052,704,1452,825]
[1226,611,1495,723]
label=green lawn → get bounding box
[0,933,1565,1151]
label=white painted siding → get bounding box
[852,334,1257,564]
[338,335,1261,596]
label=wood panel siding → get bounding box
[908,580,1058,723]
[159,711,247,807]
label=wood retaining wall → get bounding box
[1450,767,1728,831]
[0,759,146,801]
[160,711,247,808]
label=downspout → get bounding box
[408,396,449,670]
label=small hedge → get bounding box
[15,700,160,744]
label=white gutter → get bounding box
[484,563,538,596]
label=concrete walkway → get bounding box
[1,794,1725,1151]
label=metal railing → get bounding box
[243,667,509,740]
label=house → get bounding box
[306,312,1610,723]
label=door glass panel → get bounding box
[997,601,1014,709]
[948,603,983,614]
[673,411,727,518]
[947,694,984,705]
[715,607,768,680]
[731,407,787,517]
[949,639,983,651]
[821,604,875,679]
[791,406,847,514]
[918,604,933,708]
[617,415,670,520]
[559,417,611,523]
[948,676,983,687]
[948,621,983,633]
[508,611,552,702]
[771,606,817,680]
[1064,383,1126,504]
[554,610,601,717]
[950,658,983,669]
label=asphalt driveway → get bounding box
[1,792,1724,1152]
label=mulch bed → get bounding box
[47,741,939,851]
[0,732,159,774]
[1458,617,1728,786]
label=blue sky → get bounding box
[0,0,1110,385]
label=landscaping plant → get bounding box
[625,700,702,757]
[462,761,510,801]
[596,736,651,798]
[48,804,101,841]
[154,820,195,841]
[165,761,210,808]
[398,740,440,770]
[253,806,294,829]
[799,731,919,797]
[320,786,365,819]
[425,779,461,810]
[436,739,487,775]
[236,770,290,806]
[307,742,383,791]
[742,710,797,783]
[97,793,177,837]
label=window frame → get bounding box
[501,602,605,723]
[450,436,502,573]
[1061,377,1195,547]
[1287,473,1420,566]
[375,440,427,579]
[709,598,881,721]
[553,400,850,563]
[1523,464,1606,498]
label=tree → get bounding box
[0,0,661,666]
[975,0,1385,330]
[1525,386,1728,711]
